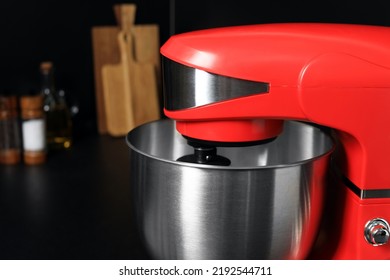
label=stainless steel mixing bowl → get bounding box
[126,120,334,259]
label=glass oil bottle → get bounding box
[40,61,72,150]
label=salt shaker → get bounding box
[20,95,46,165]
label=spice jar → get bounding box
[0,95,21,164]
[20,95,46,165]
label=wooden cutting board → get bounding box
[101,31,135,137]
[130,25,160,127]
[91,26,120,134]
[132,24,162,111]
[132,24,160,78]
[99,4,160,137]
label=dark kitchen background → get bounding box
[0,0,389,138]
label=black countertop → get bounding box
[0,135,150,259]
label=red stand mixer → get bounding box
[160,23,390,259]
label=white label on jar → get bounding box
[22,119,46,151]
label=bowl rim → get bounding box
[126,119,336,171]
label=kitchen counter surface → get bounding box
[0,134,150,259]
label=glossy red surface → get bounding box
[176,119,284,142]
[162,23,390,259]
[162,23,390,191]
[321,185,390,260]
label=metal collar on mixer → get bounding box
[162,58,269,110]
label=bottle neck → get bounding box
[41,71,56,96]
[41,68,58,112]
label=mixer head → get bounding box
[162,57,284,145]
[161,23,390,187]
[162,58,284,165]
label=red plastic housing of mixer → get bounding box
[161,23,390,259]
[162,23,390,191]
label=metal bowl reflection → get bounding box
[126,120,334,259]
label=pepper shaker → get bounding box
[0,95,21,164]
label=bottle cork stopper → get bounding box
[20,95,44,119]
[20,95,43,110]
[0,95,18,109]
[0,95,18,120]
[40,61,53,73]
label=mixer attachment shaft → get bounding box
[177,144,231,166]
